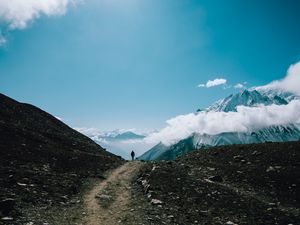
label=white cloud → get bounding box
[198,78,227,88]
[0,35,6,46]
[256,60,300,95]
[234,83,245,89]
[145,100,300,145]
[0,0,75,29]
[0,0,77,45]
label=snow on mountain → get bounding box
[193,124,300,147]
[206,89,289,112]
[76,128,152,160]
[253,86,299,102]
[139,89,300,160]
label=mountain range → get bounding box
[76,128,150,159]
[139,89,300,160]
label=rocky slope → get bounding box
[134,141,300,225]
[0,93,123,224]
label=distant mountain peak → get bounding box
[206,89,295,112]
[113,131,146,140]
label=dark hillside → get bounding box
[134,141,300,225]
[0,93,123,223]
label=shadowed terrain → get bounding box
[133,142,300,225]
[0,93,123,224]
[1,93,300,225]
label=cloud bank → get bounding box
[256,61,300,95]
[0,0,76,45]
[145,100,300,145]
[198,78,227,88]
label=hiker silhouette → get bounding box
[131,151,135,161]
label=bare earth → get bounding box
[83,161,144,225]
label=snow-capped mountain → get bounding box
[76,128,152,160]
[139,89,300,160]
[107,131,146,141]
[78,129,145,142]
[206,89,289,112]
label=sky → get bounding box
[1,0,300,131]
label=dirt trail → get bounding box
[83,161,143,225]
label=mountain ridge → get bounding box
[139,89,300,160]
[0,93,123,223]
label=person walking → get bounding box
[131,150,135,161]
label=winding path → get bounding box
[83,161,143,225]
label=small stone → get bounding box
[266,166,276,172]
[151,199,163,205]
[1,217,13,221]
[226,221,237,225]
[200,210,209,214]
[233,155,243,161]
[252,151,262,156]
[96,194,112,201]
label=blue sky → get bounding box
[1,0,300,131]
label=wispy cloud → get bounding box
[256,60,300,95]
[198,78,227,88]
[234,83,246,89]
[0,0,77,45]
[0,34,6,46]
